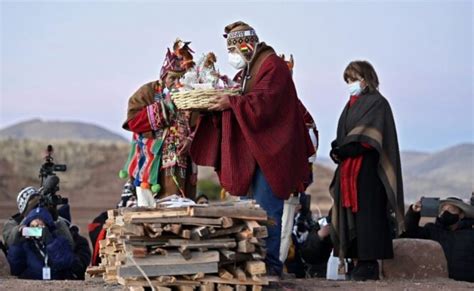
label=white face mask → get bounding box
[228,52,247,70]
[348,81,363,96]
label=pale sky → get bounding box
[1,0,472,156]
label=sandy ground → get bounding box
[0,276,473,290]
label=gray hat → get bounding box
[17,186,39,215]
[440,197,474,219]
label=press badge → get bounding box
[42,267,51,280]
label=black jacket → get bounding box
[68,226,91,280]
[403,207,474,282]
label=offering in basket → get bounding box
[171,52,240,110]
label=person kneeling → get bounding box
[7,207,74,280]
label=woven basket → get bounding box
[171,88,240,110]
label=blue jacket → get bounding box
[7,234,74,280]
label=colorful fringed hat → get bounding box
[160,38,195,80]
[223,21,259,60]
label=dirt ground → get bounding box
[0,276,473,290]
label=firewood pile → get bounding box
[86,200,270,290]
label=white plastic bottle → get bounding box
[326,250,347,280]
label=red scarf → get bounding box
[340,95,371,213]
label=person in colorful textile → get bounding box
[120,39,197,206]
[190,21,315,276]
[329,60,404,281]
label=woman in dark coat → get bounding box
[329,61,404,281]
[7,207,74,280]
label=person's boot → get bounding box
[351,260,379,281]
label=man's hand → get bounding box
[412,200,422,212]
[177,138,192,156]
[330,148,340,164]
[208,94,231,111]
[317,224,331,239]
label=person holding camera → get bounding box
[3,186,91,280]
[7,207,75,280]
[404,197,474,282]
[3,187,73,250]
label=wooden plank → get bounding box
[209,225,244,238]
[237,240,255,253]
[217,284,233,291]
[227,266,246,281]
[236,229,253,241]
[124,208,192,223]
[245,221,268,239]
[177,286,194,291]
[117,276,200,287]
[218,268,234,280]
[235,285,246,291]
[221,217,234,228]
[166,238,236,249]
[191,207,267,221]
[183,272,205,280]
[122,224,145,236]
[199,276,268,286]
[219,249,236,261]
[130,216,226,226]
[179,246,192,260]
[163,224,182,235]
[119,262,217,277]
[118,251,219,277]
[86,266,105,276]
[191,226,211,240]
[245,261,266,275]
[251,286,262,291]
[132,246,147,258]
[200,282,215,291]
[181,229,192,239]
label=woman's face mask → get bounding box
[348,80,363,96]
[228,52,247,70]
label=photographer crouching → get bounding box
[6,206,75,280]
[2,145,91,280]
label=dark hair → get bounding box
[343,60,379,93]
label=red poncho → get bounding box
[190,50,314,199]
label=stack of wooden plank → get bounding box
[87,200,270,290]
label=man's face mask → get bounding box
[228,52,247,70]
[436,211,460,227]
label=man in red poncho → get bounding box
[190,21,315,276]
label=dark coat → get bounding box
[403,207,474,282]
[331,142,394,260]
[7,234,74,280]
[68,225,91,280]
[330,91,403,260]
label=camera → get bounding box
[318,217,328,227]
[39,145,67,184]
[22,227,43,238]
[38,145,68,211]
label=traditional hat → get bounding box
[224,21,259,59]
[440,197,474,219]
[160,38,195,80]
[17,186,40,215]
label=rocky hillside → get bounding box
[0,119,126,141]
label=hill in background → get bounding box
[0,119,127,142]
